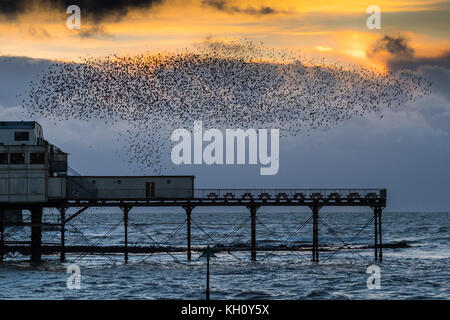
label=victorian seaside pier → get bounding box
[0,121,386,264]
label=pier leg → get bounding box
[248,206,258,261]
[374,207,378,261]
[378,208,383,262]
[311,205,320,263]
[183,205,194,261]
[206,255,210,300]
[30,207,43,264]
[60,207,66,263]
[1,209,4,263]
[123,206,130,264]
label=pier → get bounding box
[0,122,387,266]
[0,188,386,264]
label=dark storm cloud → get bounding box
[369,35,415,59]
[202,0,279,15]
[0,0,164,23]
[0,0,27,19]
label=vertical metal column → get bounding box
[184,205,194,261]
[123,206,130,264]
[31,207,43,263]
[201,246,215,300]
[312,205,320,263]
[378,208,383,262]
[374,207,378,261]
[60,207,66,262]
[249,205,258,261]
[0,210,4,263]
[206,254,210,300]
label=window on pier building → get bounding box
[30,152,45,164]
[14,131,29,141]
[0,153,7,164]
[10,153,25,164]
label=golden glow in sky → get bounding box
[0,0,448,65]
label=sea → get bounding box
[0,210,449,299]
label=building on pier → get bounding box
[0,121,195,203]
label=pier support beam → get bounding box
[30,207,43,264]
[123,206,131,264]
[60,207,66,262]
[183,205,194,261]
[310,205,321,263]
[248,205,259,261]
[206,253,210,300]
[372,206,384,262]
[374,207,378,261]
[1,209,4,263]
[378,207,383,262]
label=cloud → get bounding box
[379,65,450,134]
[0,0,28,20]
[0,0,164,23]
[0,56,53,107]
[387,51,450,71]
[196,37,266,56]
[367,38,450,133]
[202,0,282,15]
[417,65,450,100]
[368,35,415,59]
[368,35,450,71]
[2,54,450,210]
[76,25,114,39]
[18,39,431,176]
[27,25,51,39]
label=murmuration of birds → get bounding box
[21,39,432,173]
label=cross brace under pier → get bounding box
[0,189,386,264]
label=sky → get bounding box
[0,0,449,210]
[0,1,448,61]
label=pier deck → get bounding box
[0,188,386,264]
